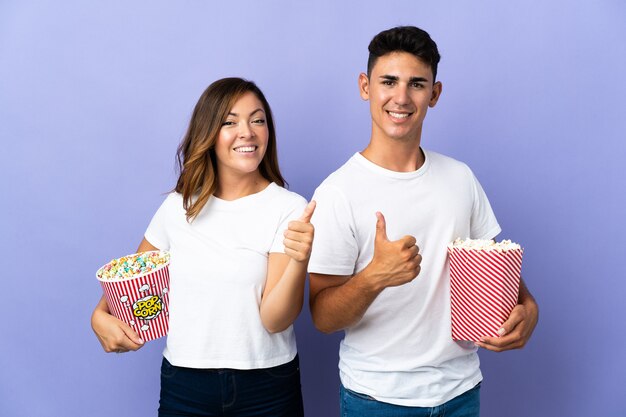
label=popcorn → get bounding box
[448,238,520,252]
[448,238,523,342]
[96,251,171,342]
[97,251,170,280]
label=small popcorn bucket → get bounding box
[448,243,523,341]
[96,251,170,342]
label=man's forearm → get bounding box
[518,277,536,305]
[310,269,383,333]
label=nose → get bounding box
[238,122,255,139]
[393,84,410,106]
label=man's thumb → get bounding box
[375,212,388,242]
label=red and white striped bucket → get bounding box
[96,252,170,342]
[448,246,523,341]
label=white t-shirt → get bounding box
[145,182,307,369]
[308,150,501,407]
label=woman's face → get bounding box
[215,92,269,179]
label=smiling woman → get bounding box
[214,92,270,189]
[90,77,315,417]
[174,78,285,220]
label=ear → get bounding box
[358,73,370,100]
[429,81,443,108]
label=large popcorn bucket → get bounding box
[96,251,170,342]
[448,243,523,341]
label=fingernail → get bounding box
[497,328,506,336]
[137,338,144,344]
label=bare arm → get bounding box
[309,212,422,333]
[259,202,315,333]
[309,271,381,333]
[90,238,158,353]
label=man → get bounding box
[308,26,538,416]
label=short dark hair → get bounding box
[367,26,441,81]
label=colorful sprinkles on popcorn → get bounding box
[97,251,170,280]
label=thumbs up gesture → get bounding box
[283,201,316,262]
[368,212,422,290]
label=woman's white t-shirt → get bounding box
[145,183,307,369]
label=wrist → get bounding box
[288,256,310,271]
[354,264,385,295]
[97,297,111,313]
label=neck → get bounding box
[214,171,270,201]
[361,134,425,172]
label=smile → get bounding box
[233,146,257,153]
[387,111,412,119]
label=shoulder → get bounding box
[314,154,361,192]
[165,191,183,203]
[266,183,308,209]
[425,149,475,178]
[155,191,183,210]
[149,192,187,223]
[426,149,468,169]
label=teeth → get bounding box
[234,146,256,153]
[388,111,410,119]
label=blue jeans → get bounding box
[340,382,481,417]
[158,355,304,417]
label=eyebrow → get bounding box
[227,108,265,117]
[379,75,430,83]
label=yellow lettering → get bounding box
[132,295,164,319]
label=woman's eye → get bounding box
[222,121,235,126]
[252,119,266,125]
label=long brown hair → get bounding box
[175,77,286,221]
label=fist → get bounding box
[368,212,422,289]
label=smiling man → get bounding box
[308,26,538,416]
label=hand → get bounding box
[475,295,539,352]
[91,307,144,354]
[365,212,422,291]
[283,201,316,262]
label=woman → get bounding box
[91,77,314,416]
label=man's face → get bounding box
[359,51,442,144]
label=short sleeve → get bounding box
[469,172,501,240]
[144,194,175,251]
[269,195,308,254]
[308,184,359,276]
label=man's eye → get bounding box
[410,82,424,88]
[382,80,395,86]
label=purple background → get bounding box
[1,1,625,416]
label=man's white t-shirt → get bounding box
[145,183,307,369]
[308,150,501,407]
